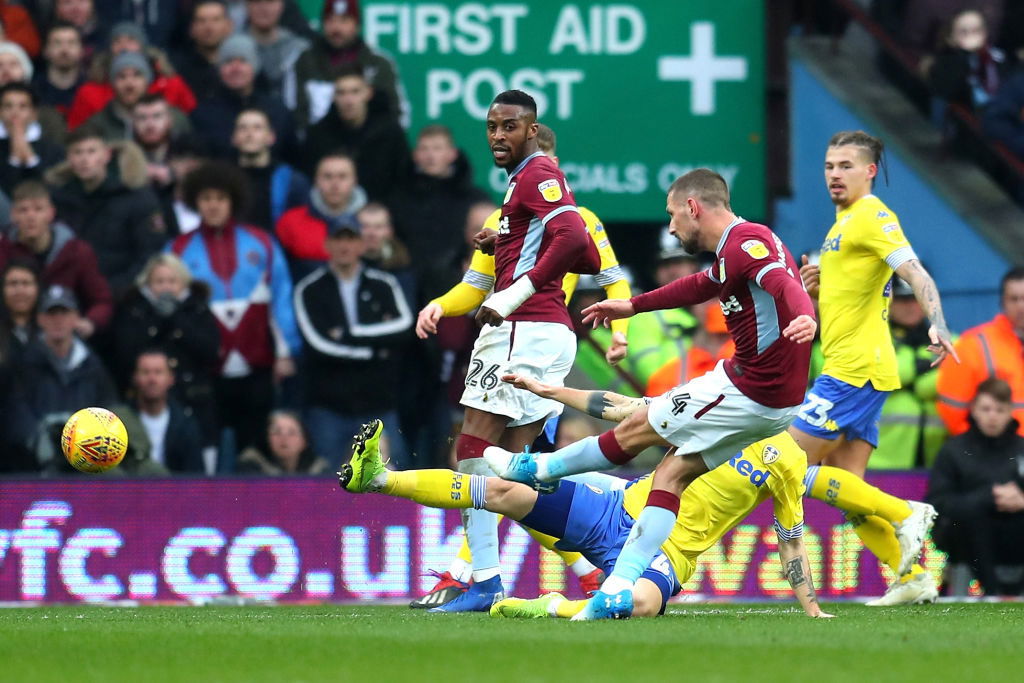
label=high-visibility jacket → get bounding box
[873,323,951,469]
[936,313,1024,436]
[645,339,736,397]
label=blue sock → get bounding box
[538,436,609,480]
[605,505,678,589]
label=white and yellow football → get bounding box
[61,407,129,473]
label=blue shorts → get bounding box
[791,375,889,447]
[519,479,681,614]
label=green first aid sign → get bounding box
[362,1,766,220]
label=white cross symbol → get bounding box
[657,22,748,116]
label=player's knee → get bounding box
[485,477,517,506]
[630,582,663,618]
[614,410,658,454]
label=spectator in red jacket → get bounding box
[0,180,112,336]
[0,1,40,58]
[67,22,197,130]
[275,151,366,278]
[31,23,86,118]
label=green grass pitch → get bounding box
[1,603,1020,682]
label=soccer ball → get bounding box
[61,407,129,473]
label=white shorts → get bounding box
[460,320,576,427]
[647,360,799,469]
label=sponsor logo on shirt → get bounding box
[882,222,905,244]
[741,239,769,259]
[503,182,516,204]
[497,215,510,235]
[877,210,890,218]
[720,295,743,315]
[728,453,771,486]
[821,234,842,253]
[538,179,563,202]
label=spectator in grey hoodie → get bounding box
[245,0,310,107]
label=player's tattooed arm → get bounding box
[894,259,960,366]
[778,536,834,618]
[587,392,647,422]
[501,375,645,423]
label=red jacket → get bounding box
[0,223,114,330]
[0,2,39,57]
[67,49,197,129]
[276,205,330,262]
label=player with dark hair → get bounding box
[791,130,956,605]
[429,89,599,612]
[411,120,630,607]
[487,168,817,619]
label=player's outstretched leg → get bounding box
[485,429,637,488]
[804,465,936,575]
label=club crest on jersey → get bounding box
[762,444,780,464]
[503,182,516,204]
[538,179,562,202]
[741,239,769,259]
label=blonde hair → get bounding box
[136,252,192,290]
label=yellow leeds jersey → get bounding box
[818,194,917,391]
[463,207,626,303]
[622,432,807,586]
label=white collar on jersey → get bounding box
[507,151,547,182]
[715,216,746,255]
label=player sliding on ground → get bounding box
[486,169,817,619]
[338,417,832,620]
[791,131,954,605]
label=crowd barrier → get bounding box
[0,473,943,603]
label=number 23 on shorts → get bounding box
[798,392,834,427]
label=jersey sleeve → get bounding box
[580,207,625,288]
[460,247,496,291]
[768,455,807,541]
[726,227,815,319]
[518,171,593,287]
[857,209,917,271]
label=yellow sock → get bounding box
[555,598,587,618]
[382,470,479,509]
[525,527,583,567]
[846,513,926,579]
[810,466,911,523]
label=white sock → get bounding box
[600,575,634,594]
[547,596,566,617]
[472,566,500,583]
[446,557,472,584]
[569,556,599,578]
